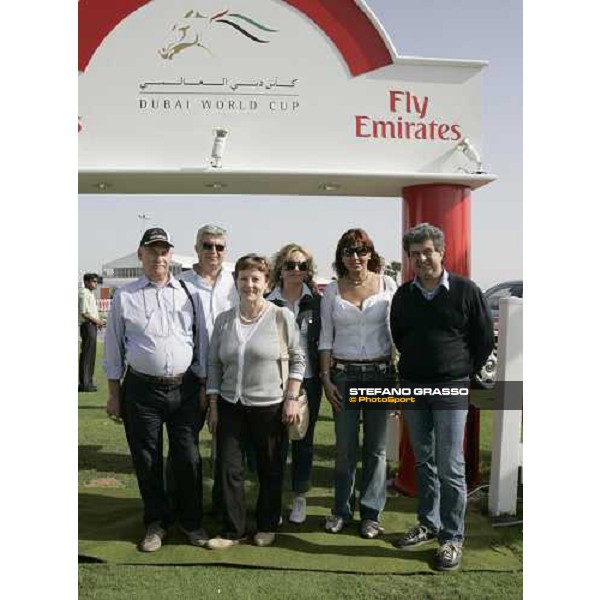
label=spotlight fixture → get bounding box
[456,137,484,173]
[320,183,341,192]
[210,128,228,168]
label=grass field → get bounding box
[79,347,522,599]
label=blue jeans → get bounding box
[282,377,323,493]
[331,366,390,523]
[403,401,468,544]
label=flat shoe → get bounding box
[206,536,241,550]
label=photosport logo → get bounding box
[341,381,523,411]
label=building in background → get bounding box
[78,253,197,323]
[98,252,197,300]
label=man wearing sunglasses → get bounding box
[179,224,239,515]
[179,224,238,337]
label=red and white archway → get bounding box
[79,0,495,490]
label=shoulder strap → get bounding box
[179,279,197,345]
[275,307,289,383]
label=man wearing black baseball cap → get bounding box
[104,227,210,552]
[139,227,174,248]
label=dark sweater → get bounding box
[390,273,494,382]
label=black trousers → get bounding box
[122,370,206,531]
[79,322,97,389]
[217,398,286,539]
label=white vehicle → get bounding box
[473,280,523,389]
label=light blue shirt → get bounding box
[103,274,208,380]
[178,265,238,339]
[411,269,450,301]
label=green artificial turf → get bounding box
[79,564,523,600]
[79,346,522,594]
[79,484,520,572]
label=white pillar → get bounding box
[488,297,523,516]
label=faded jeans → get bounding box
[331,365,390,523]
[403,396,468,544]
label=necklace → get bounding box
[239,301,267,323]
[348,272,369,287]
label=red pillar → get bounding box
[394,184,481,496]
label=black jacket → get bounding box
[390,273,494,382]
[269,289,321,378]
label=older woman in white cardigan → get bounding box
[205,254,305,549]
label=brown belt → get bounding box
[129,368,186,385]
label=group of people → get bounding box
[95,221,493,572]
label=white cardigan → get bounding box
[207,303,305,406]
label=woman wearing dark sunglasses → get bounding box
[319,228,397,539]
[266,243,322,525]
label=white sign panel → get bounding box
[79,0,489,192]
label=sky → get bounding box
[78,0,523,291]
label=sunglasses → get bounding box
[342,245,369,257]
[284,261,308,271]
[202,242,226,252]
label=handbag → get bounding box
[275,307,309,441]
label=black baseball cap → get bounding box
[139,227,174,247]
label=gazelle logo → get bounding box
[159,9,278,60]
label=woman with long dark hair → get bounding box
[319,228,396,539]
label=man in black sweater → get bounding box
[390,223,493,571]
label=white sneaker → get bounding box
[289,496,307,524]
[254,531,276,547]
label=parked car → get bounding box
[473,280,523,389]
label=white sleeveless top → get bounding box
[318,275,397,360]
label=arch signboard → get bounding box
[78,0,495,196]
[78,0,499,495]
